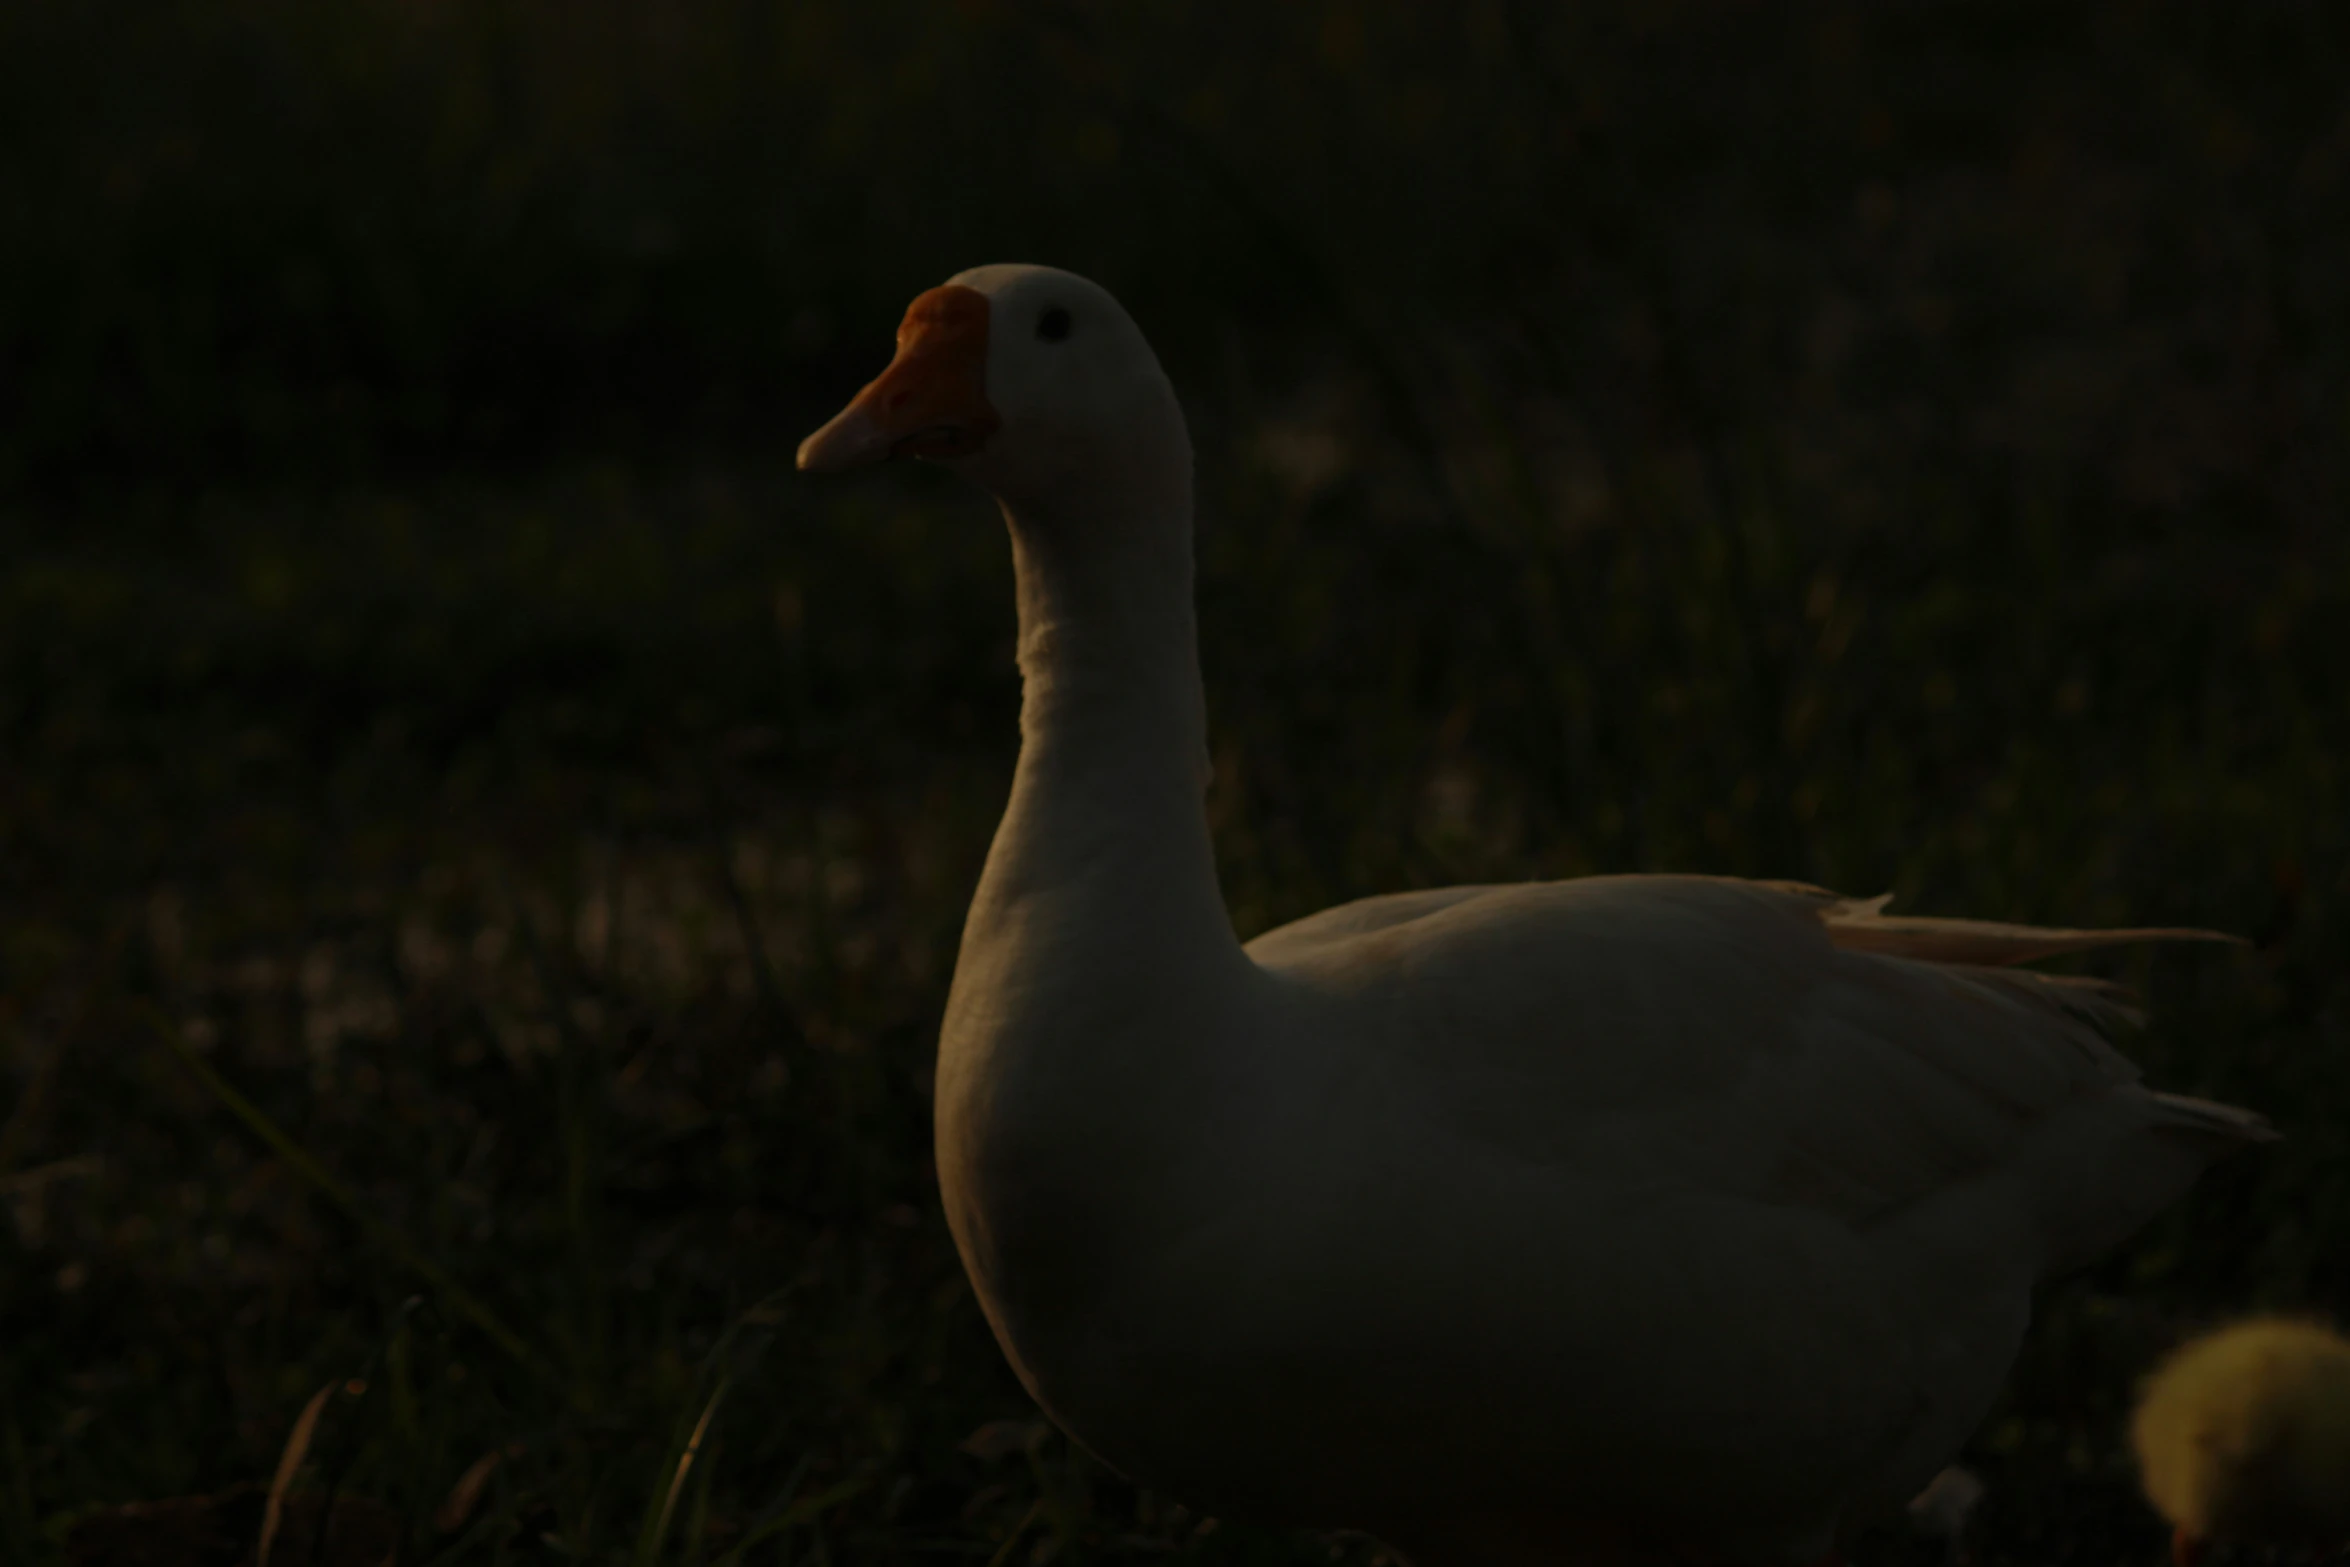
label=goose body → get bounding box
[798,265,2272,1565]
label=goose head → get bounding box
[797,265,1189,521]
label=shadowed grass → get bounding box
[143,1002,556,1394]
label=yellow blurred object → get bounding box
[2132,1316,2350,1567]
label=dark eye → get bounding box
[1036,307,1072,343]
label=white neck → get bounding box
[969,461,1232,954]
[933,424,1263,1384]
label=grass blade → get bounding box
[435,1444,517,1537]
[134,1002,564,1397]
[634,1374,731,1566]
[256,1381,336,1567]
[711,1471,871,1567]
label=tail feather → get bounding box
[1803,888,2248,968]
[2147,1090,2279,1149]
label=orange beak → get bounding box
[797,284,1001,473]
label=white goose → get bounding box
[798,265,2272,1566]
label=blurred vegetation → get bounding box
[3,0,2347,1562]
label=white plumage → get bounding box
[799,264,2272,1566]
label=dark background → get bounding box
[3,2,2346,1562]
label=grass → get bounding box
[4,2,2350,1563]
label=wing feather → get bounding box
[1260,874,2266,1229]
